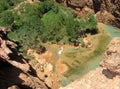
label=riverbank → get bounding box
[41,23,120,87]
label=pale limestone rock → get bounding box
[101,38,120,74]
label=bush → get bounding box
[0,11,14,27]
[38,0,54,16]
[0,1,10,12]
[0,0,24,13]
[85,13,98,34]
[8,3,42,50]
[41,10,64,41]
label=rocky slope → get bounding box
[54,0,120,28]
[0,27,48,89]
[60,37,120,89]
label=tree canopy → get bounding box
[0,0,98,51]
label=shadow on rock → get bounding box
[102,69,116,79]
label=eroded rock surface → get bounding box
[55,0,120,28]
[60,38,120,89]
[101,38,120,75]
[0,27,48,89]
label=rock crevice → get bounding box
[0,27,48,89]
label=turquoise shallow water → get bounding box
[61,24,120,86]
[61,55,103,86]
[45,24,120,86]
[102,24,120,37]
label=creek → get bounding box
[61,23,120,86]
[44,23,120,86]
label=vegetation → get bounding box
[0,0,24,13]
[0,11,14,27]
[0,0,98,52]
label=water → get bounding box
[101,23,120,37]
[44,24,120,86]
[61,52,104,86]
[61,24,120,86]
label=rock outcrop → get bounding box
[27,48,68,89]
[54,0,120,28]
[0,27,48,89]
[59,38,120,89]
[101,38,120,75]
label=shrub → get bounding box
[0,11,14,27]
[85,13,98,34]
[0,0,24,13]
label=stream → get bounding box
[44,24,120,87]
[61,23,120,86]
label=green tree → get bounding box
[41,10,64,42]
[0,1,10,13]
[86,13,98,34]
[0,0,24,13]
[38,0,54,16]
[0,11,14,27]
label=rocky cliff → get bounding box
[60,37,120,89]
[54,0,120,28]
[0,27,48,89]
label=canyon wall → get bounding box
[0,27,48,89]
[54,0,120,28]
